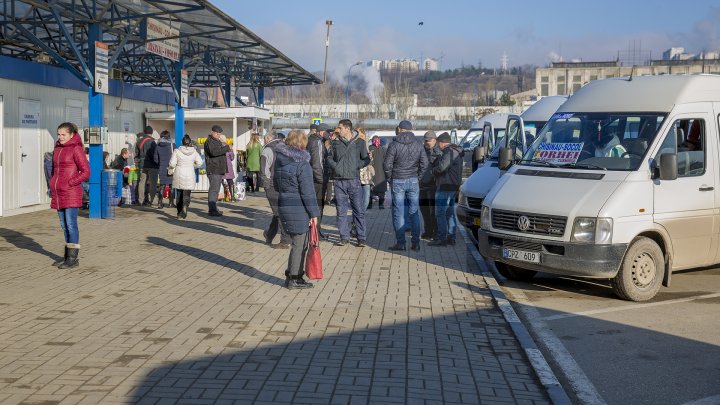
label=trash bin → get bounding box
[101,169,120,219]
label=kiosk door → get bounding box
[19,98,41,207]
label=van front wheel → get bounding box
[495,262,537,281]
[612,237,663,301]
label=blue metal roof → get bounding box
[0,0,320,89]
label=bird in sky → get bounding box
[418,21,424,25]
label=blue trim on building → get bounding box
[0,55,205,108]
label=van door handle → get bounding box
[699,186,714,191]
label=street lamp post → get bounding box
[345,62,362,118]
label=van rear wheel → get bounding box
[612,237,663,302]
[495,262,537,281]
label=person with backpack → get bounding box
[203,125,230,216]
[154,130,175,209]
[135,126,158,206]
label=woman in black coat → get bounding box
[154,130,176,208]
[368,136,387,209]
[274,130,321,290]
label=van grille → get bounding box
[492,209,567,237]
[467,197,483,210]
[502,239,543,252]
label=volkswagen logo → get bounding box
[517,215,531,231]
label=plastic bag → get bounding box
[305,222,322,280]
[235,182,246,201]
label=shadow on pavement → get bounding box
[0,228,62,262]
[156,217,265,245]
[146,236,284,287]
[127,306,545,404]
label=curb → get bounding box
[460,227,572,405]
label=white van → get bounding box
[458,113,509,173]
[477,75,720,301]
[457,96,568,240]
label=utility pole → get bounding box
[323,20,333,83]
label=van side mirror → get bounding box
[658,153,678,181]
[473,145,486,161]
[499,147,513,170]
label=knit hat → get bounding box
[317,123,331,132]
[424,130,437,140]
[437,132,452,143]
[398,120,413,130]
[211,124,223,133]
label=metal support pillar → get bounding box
[175,58,185,146]
[224,77,232,107]
[88,24,103,220]
[258,87,264,107]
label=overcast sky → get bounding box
[214,0,720,73]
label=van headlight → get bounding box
[458,190,468,207]
[570,217,613,244]
[480,205,491,230]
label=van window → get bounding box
[522,112,666,171]
[654,119,705,177]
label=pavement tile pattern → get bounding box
[0,194,549,404]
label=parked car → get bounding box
[477,75,720,301]
[457,96,567,241]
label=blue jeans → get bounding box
[362,184,371,211]
[335,179,366,241]
[435,191,457,241]
[391,178,421,245]
[58,208,80,244]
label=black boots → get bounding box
[285,275,314,289]
[58,244,80,269]
[52,246,68,267]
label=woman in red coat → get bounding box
[50,122,90,269]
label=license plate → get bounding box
[473,217,482,226]
[502,248,540,263]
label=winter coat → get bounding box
[134,134,156,168]
[204,136,230,175]
[432,144,464,192]
[154,138,175,184]
[383,132,428,181]
[169,146,203,190]
[49,133,91,210]
[327,135,370,180]
[110,155,128,170]
[306,133,325,184]
[273,142,321,235]
[260,139,283,189]
[224,151,236,180]
[246,142,263,172]
[420,144,442,189]
[369,145,387,193]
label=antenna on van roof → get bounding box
[627,65,635,81]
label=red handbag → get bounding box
[163,185,170,199]
[305,221,323,280]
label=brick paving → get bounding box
[0,194,550,404]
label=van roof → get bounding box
[558,74,720,113]
[521,96,567,121]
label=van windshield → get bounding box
[520,112,666,170]
[489,120,546,159]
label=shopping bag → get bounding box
[122,185,133,205]
[163,185,170,199]
[305,221,323,280]
[235,182,246,201]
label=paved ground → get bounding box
[0,194,549,405]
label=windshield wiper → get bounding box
[564,162,607,171]
[517,159,560,168]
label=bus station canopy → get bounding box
[1,0,321,89]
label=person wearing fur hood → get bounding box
[273,130,321,289]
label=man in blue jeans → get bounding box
[326,119,371,246]
[383,120,428,251]
[430,132,464,246]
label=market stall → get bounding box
[145,106,271,191]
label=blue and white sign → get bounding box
[312,117,322,126]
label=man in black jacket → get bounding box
[420,131,442,240]
[383,120,428,251]
[326,119,370,246]
[203,125,230,216]
[135,126,158,206]
[429,132,464,246]
[261,132,291,248]
[307,123,329,238]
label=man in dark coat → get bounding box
[260,132,291,248]
[326,119,371,247]
[307,123,330,238]
[383,120,428,251]
[135,126,158,206]
[419,131,442,240]
[430,132,464,246]
[203,125,230,216]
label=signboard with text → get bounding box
[229,78,236,107]
[94,41,109,94]
[144,18,180,61]
[180,69,188,108]
[533,142,584,164]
